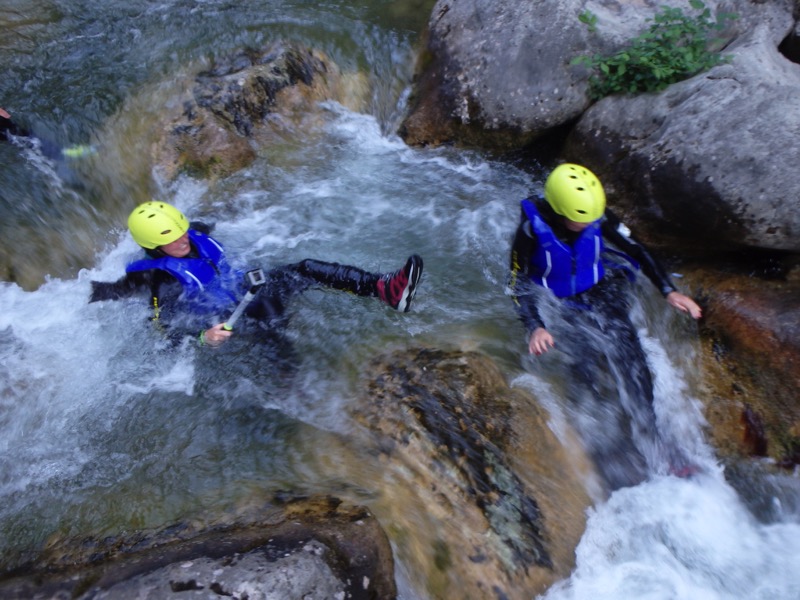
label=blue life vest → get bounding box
[126,229,244,315]
[521,199,604,298]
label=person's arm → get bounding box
[509,211,555,354]
[89,271,153,302]
[1,108,31,140]
[602,210,702,319]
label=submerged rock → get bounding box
[193,44,328,137]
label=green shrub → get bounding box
[572,0,737,99]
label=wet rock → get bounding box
[683,265,800,469]
[565,0,800,252]
[356,347,593,600]
[160,107,257,181]
[404,0,800,253]
[153,41,362,180]
[0,495,396,600]
[193,45,328,138]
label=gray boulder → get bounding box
[566,0,800,252]
[0,496,396,600]
[401,0,800,252]
[401,0,588,147]
[400,0,704,146]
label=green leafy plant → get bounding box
[572,0,737,99]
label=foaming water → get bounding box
[517,286,800,599]
[0,99,529,572]
[540,475,800,600]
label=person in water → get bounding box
[90,201,423,347]
[1,107,31,140]
[508,163,702,487]
[510,163,701,354]
[2,106,93,159]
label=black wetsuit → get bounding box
[90,222,383,342]
[509,197,686,489]
[1,112,64,159]
[1,113,30,141]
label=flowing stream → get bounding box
[1,1,799,598]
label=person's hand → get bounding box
[528,327,555,356]
[666,291,702,319]
[203,323,233,346]
[0,108,10,120]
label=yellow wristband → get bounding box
[199,330,206,346]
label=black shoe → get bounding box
[377,255,423,312]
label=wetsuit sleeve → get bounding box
[1,114,31,140]
[89,271,154,302]
[601,210,678,297]
[189,221,213,235]
[509,211,547,332]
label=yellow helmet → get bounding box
[127,201,189,249]
[544,163,606,223]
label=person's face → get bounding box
[160,232,191,257]
[564,219,591,232]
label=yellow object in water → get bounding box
[61,144,96,158]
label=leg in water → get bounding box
[553,276,696,490]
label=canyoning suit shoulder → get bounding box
[509,196,678,333]
[520,198,604,298]
[125,229,243,315]
[89,223,246,339]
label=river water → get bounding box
[1,1,799,598]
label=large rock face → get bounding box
[399,0,593,147]
[355,348,593,600]
[566,0,800,252]
[402,0,800,252]
[400,0,710,147]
